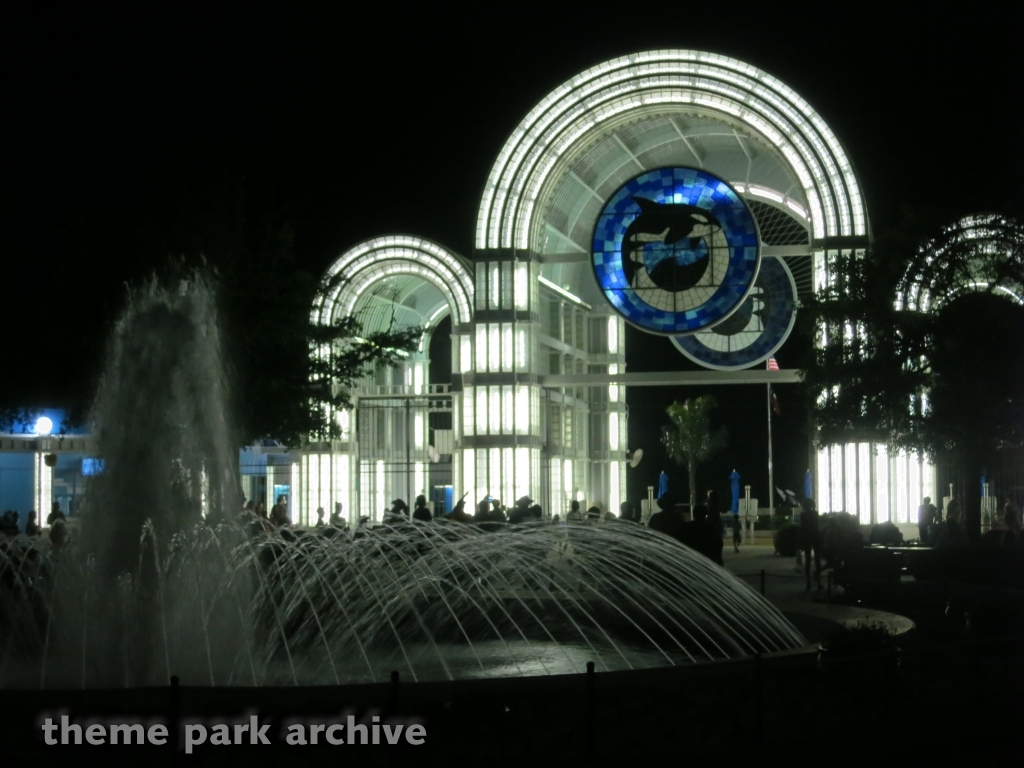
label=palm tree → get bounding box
[662,396,728,508]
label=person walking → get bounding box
[799,498,822,590]
[917,496,937,545]
[732,514,742,553]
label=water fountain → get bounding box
[0,274,805,689]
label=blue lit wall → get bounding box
[0,453,34,531]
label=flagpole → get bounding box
[767,381,774,520]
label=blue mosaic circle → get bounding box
[671,256,798,370]
[592,168,760,335]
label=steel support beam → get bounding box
[540,370,803,387]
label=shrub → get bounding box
[820,620,894,654]
[869,521,904,546]
[773,522,800,556]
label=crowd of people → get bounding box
[917,496,1023,549]
[4,487,1020,575]
[0,502,69,547]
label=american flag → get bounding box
[766,356,779,371]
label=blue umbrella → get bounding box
[804,469,813,501]
[658,471,669,499]
[730,469,741,513]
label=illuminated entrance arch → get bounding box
[474,51,870,520]
[297,237,474,525]
[299,51,879,525]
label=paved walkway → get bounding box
[720,542,915,639]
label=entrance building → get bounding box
[292,50,955,526]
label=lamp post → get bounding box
[745,484,752,544]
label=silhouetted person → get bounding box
[732,514,742,553]
[508,496,532,524]
[474,498,491,522]
[918,496,937,545]
[0,510,19,537]
[619,501,636,522]
[49,518,68,548]
[46,501,65,526]
[649,494,685,543]
[936,503,969,549]
[330,503,344,526]
[25,510,41,537]
[1001,505,1022,547]
[705,496,724,564]
[586,506,601,522]
[387,499,410,525]
[315,506,326,527]
[488,499,507,523]
[566,499,582,521]
[449,495,472,522]
[413,495,432,522]
[799,498,822,590]
[527,503,543,520]
[707,488,723,537]
[270,495,290,527]
[682,504,722,564]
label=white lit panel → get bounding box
[908,454,921,521]
[490,263,500,309]
[550,458,562,518]
[488,324,500,372]
[858,443,871,524]
[460,335,473,373]
[515,446,530,501]
[501,323,513,372]
[375,460,385,522]
[462,449,475,507]
[844,443,857,516]
[489,448,501,505]
[610,460,622,513]
[489,387,501,435]
[502,385,514,434]
[514,261,528,310]
[829,445,843,515]
[816,446,830,513]
[476,387,487,436]
[922,456,935,506]
[414,412,425,449]
[874,445,890,524]
[476,324,487,373]
[515,385,529,436]
[895,451,908,524]
[462,387,474,437]
[414,462,425,501]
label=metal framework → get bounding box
[294,51,879,525]
[476,50,868,251]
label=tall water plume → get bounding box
[82,272,240,577]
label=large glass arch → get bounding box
[313,235,474,330]
[897,214,1024,314]
[303,237,474,527]
[477,51,869,251]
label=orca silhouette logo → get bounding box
[591,167,760,335]
[622,198,723,292]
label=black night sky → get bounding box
[3,3,1022,506]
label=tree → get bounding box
[802,215,1024,452]
[662,396,728,508]
[801,215,1024,538]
